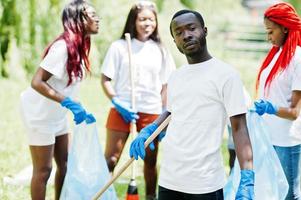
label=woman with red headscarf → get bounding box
[19,1,99,199]
[254,2,301,199]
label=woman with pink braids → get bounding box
[19,1,99,199]
[254,2,301,199]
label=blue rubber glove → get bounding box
[254,99,278,116]
[235,170,255,200]
[158,108,167,141]
[158,130,166,142]
[61,97,86,124]
[111,97,139,123]
[129,123,158,160]
[85,113,96,124]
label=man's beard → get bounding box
[185,37,207,57]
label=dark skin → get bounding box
[171,13,211,64]
[28,5,99,200]
[101,8,167,198]
[101,74,166,196]
[100,7,167,194]
[264,18,301,120]
[30,68,68,200]
[154,13,253,170]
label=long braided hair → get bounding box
[255,2,301,94]
[43,0,91,86]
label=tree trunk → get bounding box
[0,0,20,78]
[24,0,37,74]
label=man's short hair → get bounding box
[170,9,205,37]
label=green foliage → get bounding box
[1,1,266,199]
[0,76,233,199]
[0,0,21,44]
[155,0,164,12]
[50,0,60,7]
[288,0,301,15]
[0,37,9,77]
[0,0,266,81]
[180,0,196,9]
[24,0,37,74]
[29,0,36,46]
[0,0,21,77]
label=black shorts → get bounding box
[158,186,223,200]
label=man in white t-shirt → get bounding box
[227,87,252,171]
[129,10,254,200]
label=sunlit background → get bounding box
[1,0,300,199]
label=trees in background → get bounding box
[156,0,195,11]
[0,0,63,78]
[0,0,20,77]
[0,0,298,79]
[0,0,197,79]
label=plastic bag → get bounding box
[60,122,118,200]
[224,111,288,200]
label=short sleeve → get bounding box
[159,48,176,84]
[223,73,247,117]
[292,59,301,91]
[39,40,67,79]
[166,72,176,112]
[166,83,172,112]
[243,86,252,107]
[101,42,121,80]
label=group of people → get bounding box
[19,0,301,200]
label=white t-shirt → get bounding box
[20,40,81,134]
[101,39,175,114]
[258,46,301,146]
[159,57,247,194]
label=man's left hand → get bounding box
[235,170,254,200]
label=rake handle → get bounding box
[92,115,171,200]
[124,32,138,180]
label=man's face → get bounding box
[171,13,207,56]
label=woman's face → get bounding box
[84,5,99,35]
[264,18,287,47]
[135,8,157,41]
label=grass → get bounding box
[0,76,231,200]
[0,0,268,199]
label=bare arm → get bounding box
[230,114,253,170]
[101,73,116,100]
[276,90,301,120]
[31,67,65,103]
[161,84,167,109]
[154,110,171,125]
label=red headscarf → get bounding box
[255,2,301,94]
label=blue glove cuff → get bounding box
[111,97,121,106]
[111,97,118,104]
[273,105,279,114]
[60,97,72,107]
[240,169,255,185]
[236,169,254,199]
[85,113,96,124]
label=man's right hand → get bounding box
[129,123,158,160]
[112,97,139,123]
